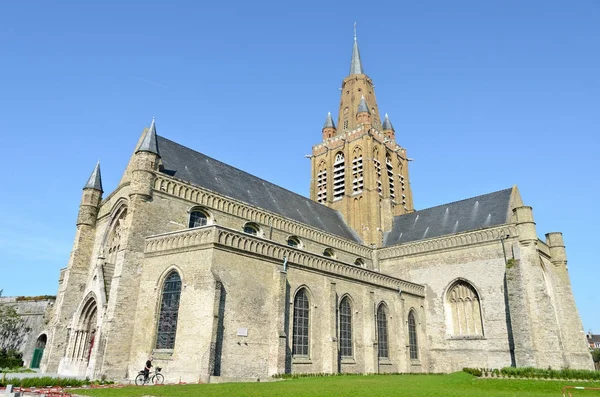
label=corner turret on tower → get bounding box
[130,118,161,200]
[322,112,337,140]
[356,96,371,125]
[77,161,103,227]
[382,113,395,140]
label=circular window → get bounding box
[354,258,365,267]
[323,248,335,258]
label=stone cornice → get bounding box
[144,225,424,297]
[378,225,519,260]
[153,174,371,257]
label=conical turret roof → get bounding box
[136,118,160,156]
[323,112,336,129]
[83,161,103,192]
[382,113,394,131]
[357,96,370,114]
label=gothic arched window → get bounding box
[386,152,395,200]
[292,289,310,356]
[408,310,418,360]
[352,147,363,194]
[156,271,182,350]
[189,209,208,228]
[377,303,389,358]
[446,280,483,337]
[339,296,353,357]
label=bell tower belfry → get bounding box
[309,29,414,246]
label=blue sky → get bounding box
[1,1,599,331]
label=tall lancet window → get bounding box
[373,148,382,196]
[156,271,182,350]
[377,303,389,358]
[351,147,363,194]
[386,153,395,200]
[339,296,353,357]
[446,281,484,337]
[292,288,310,356]
[408,310,419,360]
[333,152,345,201]
[317,162,328,204]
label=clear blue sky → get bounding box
[1,1,598,331]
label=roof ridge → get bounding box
[407,187,513,215]
[157,135,350,216]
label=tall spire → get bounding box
[136,117,160,156]
[382,113,394,131]
[83,161,103,192]
[349,22,364,75]
[323,112,336,129]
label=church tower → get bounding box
[310,30,414,246]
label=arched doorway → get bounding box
[30,334,47,369]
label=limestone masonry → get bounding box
[19,33,592,382]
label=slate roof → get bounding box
[384,188,513,246]
[83,161,103,192]
[156,136,361,243]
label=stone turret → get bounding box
[546,232,567,266]
[356,96,371,125]
[513,206,537,244]
[382,113,395,140]
[77,161,103,227]
[130,118,160,200]
[44,162,104,372]
[322,112,336,140]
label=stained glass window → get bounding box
[156,271,182,349]
[292,289,310,356]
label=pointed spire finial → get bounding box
[357,95,370,114]
[382,113,395,131]
[349,24,364,75]
[83,160,103,192]
[136,118,160,156]
[323,111,336,129]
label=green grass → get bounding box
[72,372,600,397]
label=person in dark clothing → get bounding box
[143,357,153,381]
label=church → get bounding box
[38,33,592,382]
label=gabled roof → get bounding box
[384,188,514,246]
[157,136,361,243]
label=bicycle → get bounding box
[135,366,164,385]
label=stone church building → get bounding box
[38,35,592,382]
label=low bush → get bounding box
[0,376,114,388]
[0,349,23,369]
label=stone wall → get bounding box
[0,297,55,368]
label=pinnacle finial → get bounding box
[349,24,364,75]
[323,111,336,129]
[136,118,160,156]
[83,160,103,192]
[357,95,370,114]
[382,113,395,131]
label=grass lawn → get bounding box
[72,372,600,397]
